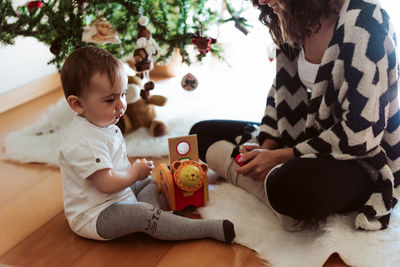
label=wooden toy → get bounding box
[154,135,209,211]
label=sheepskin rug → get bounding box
[199,183,400,267]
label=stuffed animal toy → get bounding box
[116,75,168,137]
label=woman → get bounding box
[190,0,399,231]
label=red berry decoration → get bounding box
[27,1,43,13]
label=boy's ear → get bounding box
[67,95,84,115]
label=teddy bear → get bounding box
[116,75,168,137]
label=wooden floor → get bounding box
[0,88,349,266]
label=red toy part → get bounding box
[173,182,204,211]
[235,154,245,166]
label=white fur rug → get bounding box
[199,183,400,267]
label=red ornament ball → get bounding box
[27,1,43,13]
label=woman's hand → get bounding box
[236,148,295,180]
[236,149,277,180]
[239,138,279,154]
[239,142,261,154]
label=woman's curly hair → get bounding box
[250,0,343,47]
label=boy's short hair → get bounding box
[60,46,121,98]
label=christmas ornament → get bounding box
[27,1,43,13]
[16,1,43,17]
[132,16,160,72]
[81,17,120,45]
[50,38,62,55]
[191,26,216,55]
[191,35,217,55]
[181,73,198,91]
[130,15,160,99]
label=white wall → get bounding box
[0,0,58,95]
[0,37,58,94]
[380,1,400,33]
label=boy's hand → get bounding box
[132,158,154,180]
[88,159,154,194]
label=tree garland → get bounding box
[0,0,250,69]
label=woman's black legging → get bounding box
[190,120,375,222]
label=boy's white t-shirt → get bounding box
[58,115,136,240]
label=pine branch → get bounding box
[0,0,250,69]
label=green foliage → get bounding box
[0,0,250,69]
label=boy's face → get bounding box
[76,68,128,127]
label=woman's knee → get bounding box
[266,167,292,212]
[265,161,310,219]
[189,120,209,135]
[266,158,374,220]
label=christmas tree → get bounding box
[0,0,251,69]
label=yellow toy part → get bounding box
[171,160,208,192]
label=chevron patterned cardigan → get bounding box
[257,0,399,230]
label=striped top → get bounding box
[257,0,400,230]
